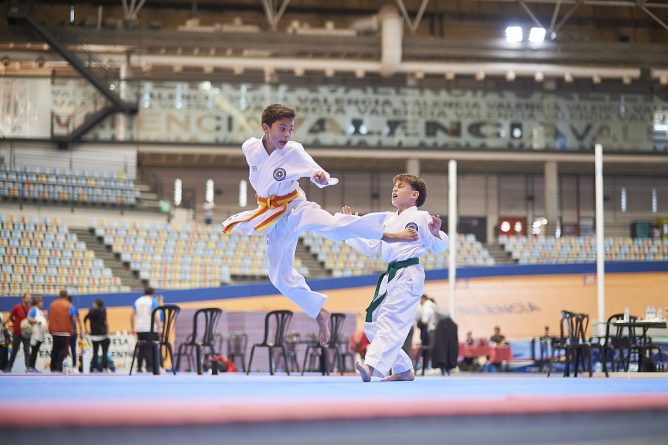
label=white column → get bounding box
[486,175,499,243]
[406,158,420,177]
[380,5,402,77]
[595,144,606,336]
[448,160,457,319]
[544,160,559,236]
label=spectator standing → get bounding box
[0,312,8,370]
[5,293,32,372]
[131,288,159,373]
[66,295,83,369]
[48,290,73,372]
[27,295,47,372]
[84,299,110,372]
[415,294,438,368]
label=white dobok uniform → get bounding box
[346,206,448,377]
[223,137,386,318]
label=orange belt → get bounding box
[222,189,299,234]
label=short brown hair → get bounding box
[262,104,296,127]
[393,173,427,207]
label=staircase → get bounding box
[135,181,161,212]
[70,227,146,291]
[486,243,516,265]
[296,240,330,278]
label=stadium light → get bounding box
[505,26,523,43]
[205,179,214,203]
[174,179,182,206]
[239,180,248,207]
[528,27,546,43]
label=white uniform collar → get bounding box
[396,205,418,216]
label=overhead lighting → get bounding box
[528,27,546,43]
[534,71,544,82]
[505,26,523,43]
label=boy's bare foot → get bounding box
[354,360,372,382]
[382,370,415,382]
[316,308,331,345]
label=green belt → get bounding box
[365,258,419,322]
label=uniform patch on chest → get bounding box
[405,222,418,231]
[273,168,286,181]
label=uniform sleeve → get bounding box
[345,239,382,257]
[293,143,339,188]
[28,307,37,319]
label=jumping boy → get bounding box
[222,104,416,345]
[343,173,448,381]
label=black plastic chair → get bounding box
[338,335,356,373]
[247,310,293,375]
[130,304,180,375]
[547,310,594,378]
[593,313,635,373]
[175,308,223,375]
[227,332,248,373]
[301,313,346,376]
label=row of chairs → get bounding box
[129,307,355,376]
[546,310,665,377]
[502,236,668,264]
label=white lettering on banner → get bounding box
[30,332,137,373]
[10,79,667,151]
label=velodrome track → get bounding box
[2,372,668,444]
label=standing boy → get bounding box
[344,173,448,382]
[223,104,413,344]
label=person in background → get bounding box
[131,287,160,373]
[66,295,83,369]
[48,290,73,372]
[415,294,438,372]
[490,326,507,347]
[27,295,46,373]
[465,331,475,346]
[84,299,110,372]
[0,311,9,370]
[5,293,32,372]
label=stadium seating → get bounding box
[0,214,129,296]
[0,164,140,206]
[499,235,668,264]
[302,232,494,277]
[92,221,310,289]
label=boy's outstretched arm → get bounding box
[342,206,418,242]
